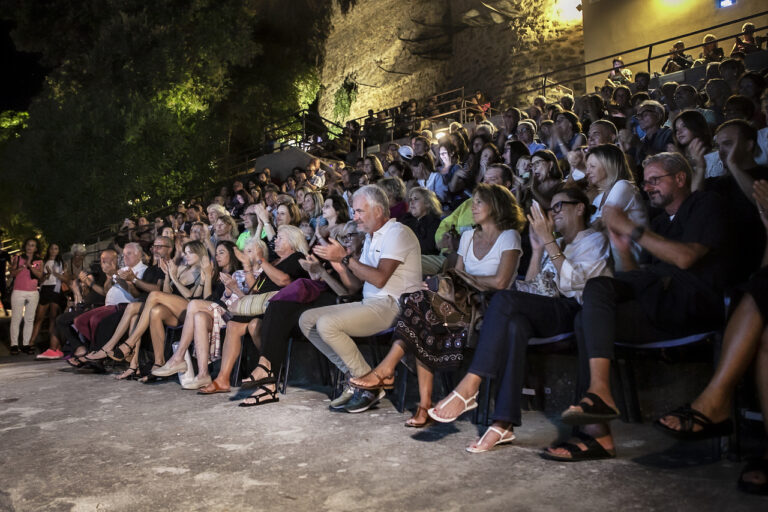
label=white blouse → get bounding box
[591,179,648,227]
[540,228,613,303]
[457,228,522,281]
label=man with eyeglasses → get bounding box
[632,100,672,169]
[544,152,729,461]
[515,120,547,155]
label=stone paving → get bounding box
[0,356,765,512]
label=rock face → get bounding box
[318,0,585,122]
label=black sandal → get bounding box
[240,363,276,390]
[109,341,136,362]
[654,405,733,441]
[561,392,620,426]
[239,384,279,407]
[738,458,768,495]
[66,356,86,368]
[84,348,110,361]
[540,431,616,462]
[140,364,166,384]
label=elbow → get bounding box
[675,252,698,270]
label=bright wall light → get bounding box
[717,0,735,7]
[551,0,582,24]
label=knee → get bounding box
[298,311,315,333]
[188,299,205,313]
[581,276,615,304]
[149,305,164,321]
[315,315,340,338]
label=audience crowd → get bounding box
[6,27,768,495]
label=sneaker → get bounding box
[329,386,355,410]
[36,349,64,360]
[344,388,386,414]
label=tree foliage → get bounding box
[0,0,334,244]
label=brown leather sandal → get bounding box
[197,380,231,395]
[349,369,395,390]
[405,405,434,428]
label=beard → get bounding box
[648,190,673,209]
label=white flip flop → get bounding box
[466,426,516,453]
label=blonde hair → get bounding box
[277,225,309,256]
[216,215,239,239]
[244,236,268,261]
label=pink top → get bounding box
[13,256,43,292]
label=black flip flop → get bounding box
[239,384,279,407]
[540,432,616,462]
[738,458,768,496]
[654,405,733,441]
[561,392,620,426]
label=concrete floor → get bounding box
[0,356,765,512]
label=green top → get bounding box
[434,198,474,253]
[236,230,254,250]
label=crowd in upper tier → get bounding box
[4,23,768,496]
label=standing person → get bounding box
[0,230,10,313]
[9,238,44,354]
[33,244,68,359]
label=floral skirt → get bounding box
[396,290,469,370]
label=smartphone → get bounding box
[425,276,440,292]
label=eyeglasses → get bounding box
[641,173,675,187]
[550,200,580,213]
[338,233,362,241]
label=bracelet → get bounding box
[550,252,564,261]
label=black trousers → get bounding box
[260,292,338,370]
[468,290,581,425]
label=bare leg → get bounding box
[30,302,50,346]
[247,318,262,352]
[100,302,143,354]
[193,311,215,379]
[660,294,765,432]
[166,300,213,366]
[116,349,140,380]
[564,358,617,414]
[209,321,248,388]
[742,326,768,486]
[349,339,406,388]
[47,303,61,350]
[148,304,181,366]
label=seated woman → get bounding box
[378,177,408,221]
[655,180,768,495]
[236,213,259,250]
[349,184,524,426]
[238,221,366,407]
[668,109,724,182]
[109,241,209,377]
[317,194,350,242]
[530,150,564,209]
[551,111,587,162]
[198,225,309,395]
[399,186,442,275]
[584,144,648,269]
[302,190,327,230]
[149,241,242,387]
[427,185,612,451]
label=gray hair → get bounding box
[352,184,390,217]
[642,152,692,187]
[124,242,142,254]
[70,243,87,255]
[244,236,268,260]
[377,177,407,202]
[277,225,309,256]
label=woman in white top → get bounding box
[350,184,524,427]
[585,143,648,269]
[428,185,613,453]
[32,243,67,359]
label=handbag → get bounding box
[270,278,328,303]
[227,290,279,317]
[426,268,491,345]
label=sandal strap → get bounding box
[577,392,618,416]
[666,405,716,432]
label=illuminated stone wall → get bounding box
[318,0,585,122]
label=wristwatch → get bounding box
[629,225,646,242]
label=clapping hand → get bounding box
[527,200,556,245]
[601,205,634,236]
[313,238,346,262]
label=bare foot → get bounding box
[115,367,138,381]
[350,368,394,389]
[545,433,615,459]
[467,422,514,452]
[563,390,617,416]
[429,389,478,421]
[405,405,432,427]
[658,397,730,433]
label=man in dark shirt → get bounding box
[633,100,673,169]
[543,152,728,462]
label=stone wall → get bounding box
[318,0,585,122]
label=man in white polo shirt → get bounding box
[303,185,422,412]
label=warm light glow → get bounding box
[435,130,447,140]
[551,0,582,24]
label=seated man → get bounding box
[632,100,672,170]
[66,243,147,362]
[301,185,422,413]
[543,152,729,461]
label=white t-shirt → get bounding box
[42,260,63,291]
[361,219,422,300]
[591,180,648,227]
[105,261,148,306]
[704,151,726,178]
[457,228,522,279]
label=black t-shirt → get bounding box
[624,190,728,333]
[400,213,441,255]
[704,166,768,284]
[257,252,308,294]
[83,269,108,306]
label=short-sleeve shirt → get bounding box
[457,228,522,279]
[591,180,648,227]
[13,256,43,292]
[361,219,422,300]
[105,261,148,306]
